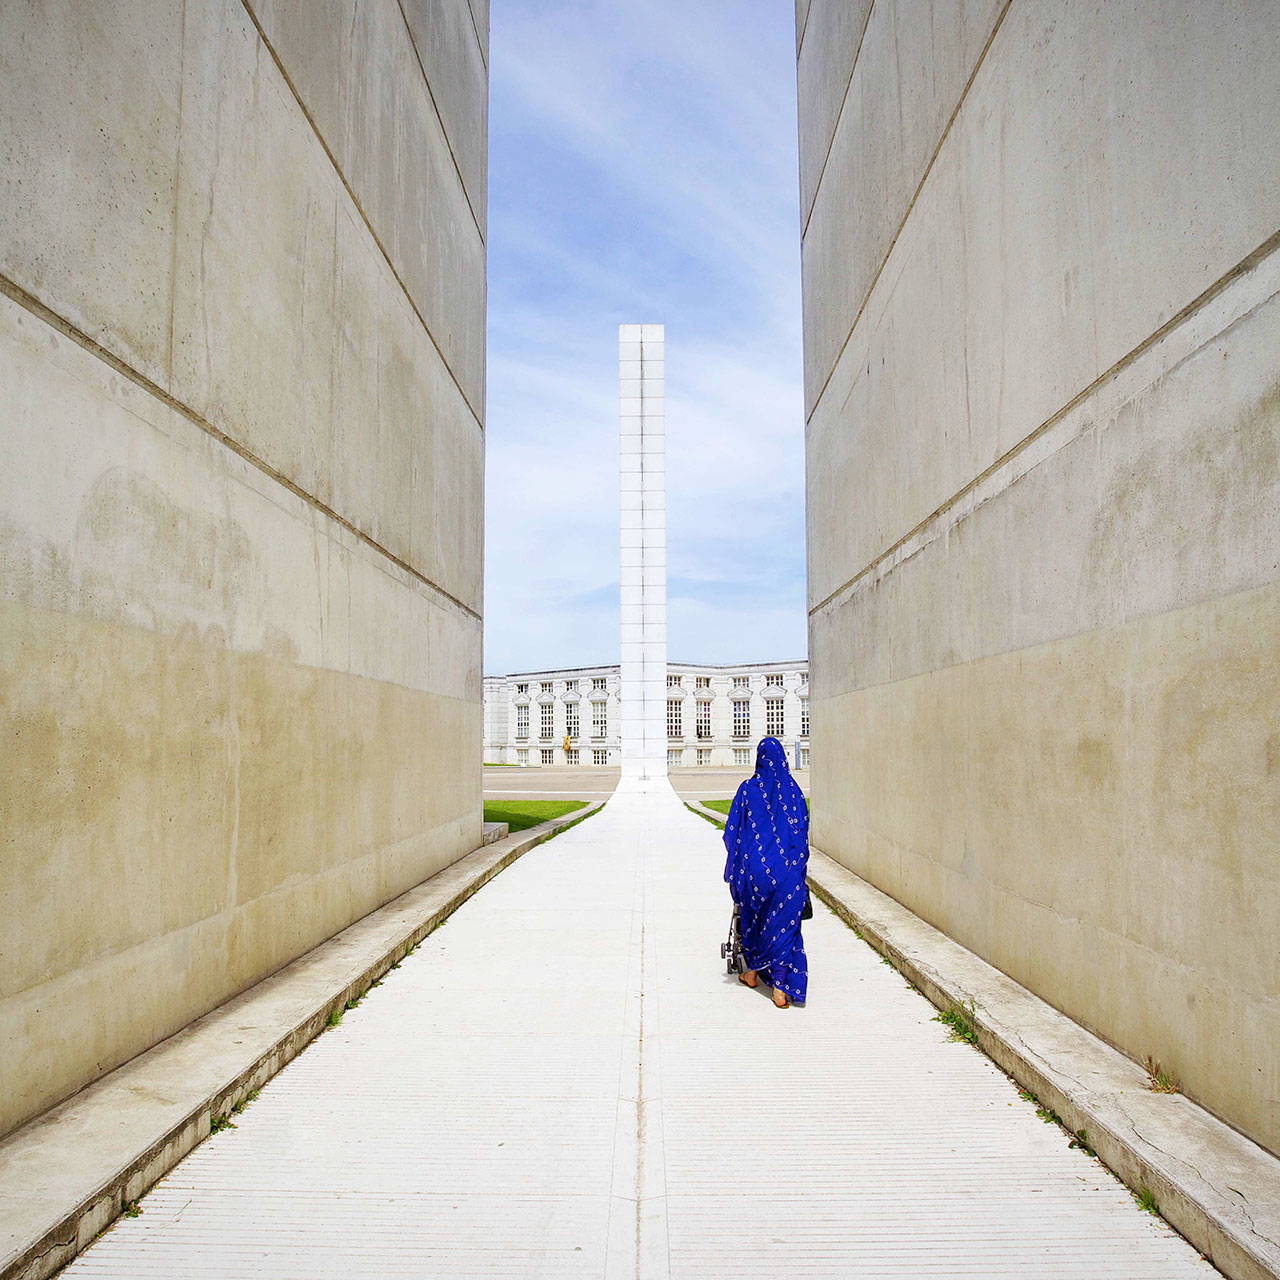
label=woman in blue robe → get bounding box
[722,736,809,1007]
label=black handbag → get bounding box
[801,887,814,920]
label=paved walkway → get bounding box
[69,783,1213,1278]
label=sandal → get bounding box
[738,970,758,988]
[772,989,789,1008]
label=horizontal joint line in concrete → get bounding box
[392,0,487,244]
[0,273,482,626]
[238,0,486,433]
[798,0,879,238]
[808,223,1280,622]
[803,0,1012,413]
[0,803,603,1280]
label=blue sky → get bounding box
[483,2,805,675]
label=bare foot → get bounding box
[772,988,789,1008]
[738,969,758,988]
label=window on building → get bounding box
[540,681,553,694]
[567,747,579,765]
[591,676,606,692]
[667,748,683,768]
[695,675,710,689]
[732,675,749,689]
[667,699,682,738]
[516,705,529,739]
[732,699,750,737]
[565,679,578,692]
[516,683,528,694]
[697,748,711,766]
[540,703,554,738]
[541,747,554,765]
[592,701,607,737]
[733,747,751,767]
[800,699,809,738]
[696,701,711,739]
[593,748,608,765]
[765,673,783,687]
[799,747,810,769]
[766,700,785,737]
[566,704,579,738]
[667,674,682,688]
[517,748,529,765]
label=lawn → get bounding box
[483,799,587,833]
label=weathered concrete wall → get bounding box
[798,0,1280,1155]
[0,0,486,1138]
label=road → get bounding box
[482,765,809,803]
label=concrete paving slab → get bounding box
[56,784,1221,1279]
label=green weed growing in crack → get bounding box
[210,1114,235,1134]
[1068,1128,1096,1157]
[230,1090,259,1117]
[1018,1086,1060,1126]
[1134,1186,1160,1215]
[1144,1056,1178,1094]
[326,1006,344,1028]
[121,1200,143,1218]
[933,998,979,1046]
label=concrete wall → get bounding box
[798,0,1280,1155]
[0,0,486,1139]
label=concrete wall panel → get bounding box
[400,0,489,226]
[0,2,484,1138]
[800,0,1280,1155]
[806,0,1280,604]
[811,580,1280,1154]
[466,0,489,64]
[0,0,183,384]
[248,0,486,412]
[795,0,872,221]
[811,253,1280,700]
[800,0,1004,394]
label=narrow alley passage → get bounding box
[67,785,1213,1279]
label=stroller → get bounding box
[721,903,745,975]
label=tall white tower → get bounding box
[619,323,667,780]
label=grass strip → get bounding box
[483,799,587,833]
[685,801,725,828]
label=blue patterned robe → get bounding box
[722,737,809,1002]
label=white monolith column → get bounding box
[619,323,667,780]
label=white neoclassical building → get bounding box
[484,660,809,770]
